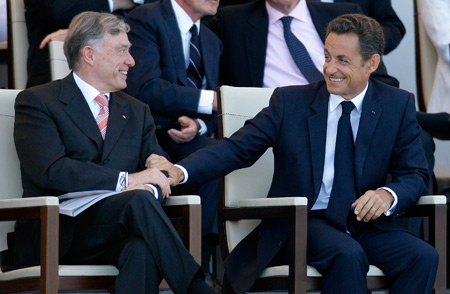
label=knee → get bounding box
[411,243,439,270]
[334,245,369,270]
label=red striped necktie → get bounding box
[95,94,109,140]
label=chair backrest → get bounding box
[415,0,438,111]
[7,0,28,89]
[49,40,70,81]
[0,89,23,251]
[218,86,274,251]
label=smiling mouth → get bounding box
[329,77,344,82]
[119,70,128,76]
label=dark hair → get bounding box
[64,11,130,71]
[326,14,384,62]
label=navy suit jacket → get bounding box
[179,79,429,293]
[207,0,399,88]
[125,0,222,135]
[334,0,406,54]
[13,73,166,266]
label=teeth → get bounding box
[330,78,343,82]
[119,71,127,75]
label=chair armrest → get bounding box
[0,197,59,209]
[163,195,201,206]
[416,195,446,205]
[239,197,308,207]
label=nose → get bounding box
[323,60,337,75]
[125,51,135,67]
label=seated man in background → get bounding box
[206,0,398,88]
[10,11,215,294]
[124,0,222,277]
[153,14,437,294]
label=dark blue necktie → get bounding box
[325,101,356,231]
[186,25,203,89]
[281,16,323,83]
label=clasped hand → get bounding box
[146,154,184,186]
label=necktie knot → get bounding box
[190,24,198,36]
[341,101,355,115]
[281,16,293,30]
[95,95,109,108]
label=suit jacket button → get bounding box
[278,241,283,247]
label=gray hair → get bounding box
[326,14,384,63]
[64,11,130,71]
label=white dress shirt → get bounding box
[312,83,397,216]
[73,73,159,198]
[263,0,325,87]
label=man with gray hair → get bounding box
[11,11,215,294]
[154,14,438,294]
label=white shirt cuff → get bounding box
[116,172,128,191]
[196,119,208,135]
[108,0,114,12]
[197,90,214,115]
[174,164,188,185]
[145,184,159,199]
[377,187,398,216]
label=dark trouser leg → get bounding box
[61,190,200,294]
[356,225,438,294]
[306,216,368,294]
[111,236,161,294]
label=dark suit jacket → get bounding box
[125,0,222,135]
[207,0,399,88]
[12,73,166,266]
[179,79,429,293]
[334,0,406,54]
[24,0,155,88]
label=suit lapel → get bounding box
[59,74,103,150]
[354,81,382,187]
[308,85,329,196]
[200,25,215,89]
[307,1,329,43]
[102,92,131,160]
[161,0,188,86]
[244,1,269,87]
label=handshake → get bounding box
[145,154,185,187]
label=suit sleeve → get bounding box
[179,88,285,188]
[384,93,429,214]
[367,0,406,54]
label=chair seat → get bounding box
[259,265,385,278]
[0,265,119,281]
[239,197,308,207]
[164,195,201,206]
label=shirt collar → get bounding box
[73,72,110,104]
[171,0,201,35]
[266,0,309,25]
[329,82,369,114]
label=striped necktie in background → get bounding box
[186,25,204,89]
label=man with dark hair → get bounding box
[12,11,215,294]
[154,14,438,294]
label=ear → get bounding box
[366,54,381,74]
[81,46,95,66]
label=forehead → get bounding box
[99,31,131,48]
[324,32,360,55]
